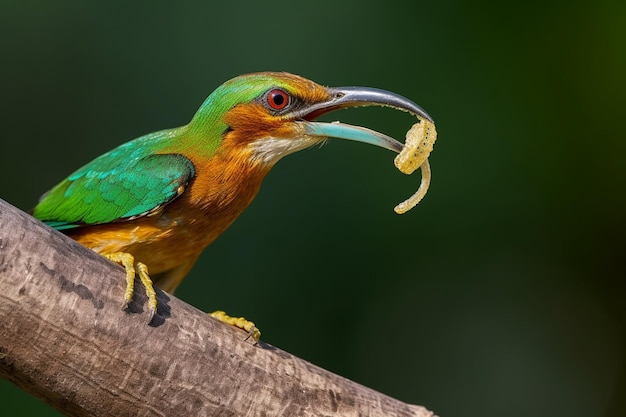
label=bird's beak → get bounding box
[296,86,433,153]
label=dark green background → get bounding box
[1,1,624,416]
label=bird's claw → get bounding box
[104,252,158,323]
[210,310,261,342]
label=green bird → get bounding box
[32,72,432,338]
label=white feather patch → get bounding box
[247,135,324,166]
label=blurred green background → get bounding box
[1,1,624,416]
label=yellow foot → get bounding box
[210,310,261,342]
[103,252,157,323]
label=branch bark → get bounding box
[0,198,436,417]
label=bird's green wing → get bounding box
[33,150,195,230]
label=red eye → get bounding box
[266,89,290,110]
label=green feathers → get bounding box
[33,130,195,230]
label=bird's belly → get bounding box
[69,215,225,274]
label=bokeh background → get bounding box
[1,1,624,416]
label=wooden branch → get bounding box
[0,198,436,417]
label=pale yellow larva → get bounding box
[393,119,437,214]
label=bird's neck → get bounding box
[166,139,272,242]
[192,146,270,211]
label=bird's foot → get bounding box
[210,310,261,342]
[103,252,157,323]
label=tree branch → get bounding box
[0,198,436,417]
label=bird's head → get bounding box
[187,72,433,166]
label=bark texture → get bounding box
[0,198,436,417]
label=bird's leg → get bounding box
[210,310,261,342]
[136,262,157,321]
[103,252,157,323]
[102,252,136,308]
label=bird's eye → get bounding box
[266,89,290,111]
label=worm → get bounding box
[393,119,437,214]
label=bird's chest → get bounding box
[71,166,266,273]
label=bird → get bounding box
[32,72,432,338]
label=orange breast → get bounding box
[68,142,271,275]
